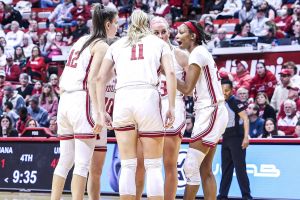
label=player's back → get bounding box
[59,35,93,92]
[108,35,170,90]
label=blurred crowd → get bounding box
[0,0,300,138]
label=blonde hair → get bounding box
[126,10,151,46]
[150,16,169,29]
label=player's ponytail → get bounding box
[126,10,151,46]
[78,4,118,55]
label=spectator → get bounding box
[39,83,58,119]
[1,5,23,30]
[47,0,74,28]
[282,61,300,87]
[13,46,27,69]
[49,74,60,97]
[270,68,293,112]
[27,95,49,127]
[250,7,269,37]
[69,15,89,43]
[236,87,250,105]
[294,120,300,137]
[249,62,277,100]
[205,0,226,15]
[25,46,47,81]
[134,0,149,12]
[259,0,276,21]
[49,116,57,135]
[40,0,62,8]
[2,85,25,113]
[291,20,300,44]
[208,27,228,49]
[26,19,39,44]
[118,0,134,14]
[239,0,257,23]
[183,95,194,114]
[44,23,56,44]
[3,54,21,82]
[62,26,73,45]
[16,106,31,133]
[274,4,292,34]
[102,0,117,11]
[0,45,6,68]
[16,73,34,103]
[204,22,215,36]
[5,21,24,49]
[154,0,171,17]
[255,92,276,120]
[277,99,298,136]
[183,113,194,138]
[246,103,265,138]
[232,21,256,38]
[0,70,11,106]
[0,37,14,56]
[25,118,39,128]
[0,114,18,137]
[277,86,300,119]
[217,0,242,19]
[0,2,5,24]
[46,32,67,60]
[70,0,91,22]
[284,4,300,35]
[261,118,285,138]
[232,60,252,91]
[22,34,35,58]
[3,101,19,127]
[38,34,48,57]
[32,80,43,97]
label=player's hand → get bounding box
[241,136,249,149]
[92,123,103,135]
[103,112,113,130]
[164,107,175,129]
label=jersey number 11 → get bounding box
[131,44,144,60]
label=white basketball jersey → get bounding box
[189,46,224,109]
[104,35,171,90]
[59,35,94,92]
[105,76,116,116]
[160,47,185,97]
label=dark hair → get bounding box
[4,101,13,110]
[187,20,211,45]
[14,45,25,59]
[251,103,260,116]
[0,114,13,135]
[78,4,118,56]
[0,45,4,53]
[221,79,233,88]
[256,61,266,69]
[262,118,278,138]
[283,61,297,75]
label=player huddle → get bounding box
[50,5,228,200]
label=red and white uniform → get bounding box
[94,77,116,151]
[57,35,96,139]
[105,35,171,137]
[160,46,186,137]
[189,45,228,146]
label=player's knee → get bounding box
[144,158,164,197]
[73,160,90,178]
[54,154,74,178]
[119,158,137,196]
[183,148,206,185]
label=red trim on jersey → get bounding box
[74,134,96,139]
[82,56,93,90]
[94,146,107,152]
[164,121,186,137]
[191,106,218,142]
[114,125,135,131]
[202,140,216,147]
[203,65,217,104]
[139,132,165,137]
[57,134,74,140]
[86,90,95,127]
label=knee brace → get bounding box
[73,138,96,178]
[144,158,164,197]
[54,140,75,178]
[119,158,137,196]
[183,148,205,185]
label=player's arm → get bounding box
[174,48,189,72]
[177,63,200,95]
[238,110,250,149]
[87,41,109,123]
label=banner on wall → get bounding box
[214,51,300,78]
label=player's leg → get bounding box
[183,140,209,200]
[163,135,181,200]
[140,136,165,200]
[135,138,145,200]
[115,129,138,200]
[87,151,106,200]
[51,139,75,200]
[72,138,96,200]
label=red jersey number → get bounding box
[160,80,167,97]
[66,50,80,68]
[105,97,114,116]
[131,44,144,60]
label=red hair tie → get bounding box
[184,21,199,39]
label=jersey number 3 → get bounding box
[131,44,144,60]
[66,50,79,68]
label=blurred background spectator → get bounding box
[0,114,18,137]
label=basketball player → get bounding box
[176,20,229,200]
[50,5,118,200]
[97,10,176,200]
[135,16,189,200]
